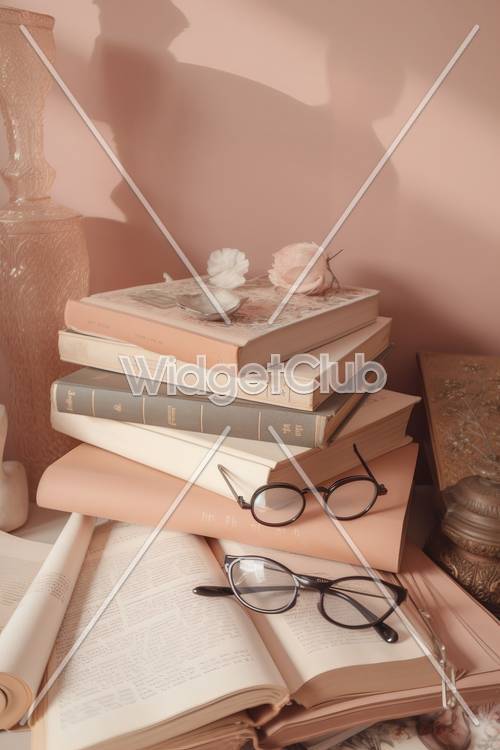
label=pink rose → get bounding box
[268,242,334,295]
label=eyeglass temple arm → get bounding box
[217,465,251,507]
[194,585,398,643]
[352,443,387,492]
[193,585,234,597]
[325,589,398,644]
[194,584,297,597]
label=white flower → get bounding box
[207,248,249,289]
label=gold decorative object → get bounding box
[0,7,89,496]
[418,352,500,491]
[436,475,500,617]
[418,352,500,615]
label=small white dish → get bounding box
[176,288,245,321]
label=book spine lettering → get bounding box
[53,382,323,447]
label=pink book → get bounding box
[65,277,379,367]
[37,442,418,572]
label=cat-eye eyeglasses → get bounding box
[194,555,406,644]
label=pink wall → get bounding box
[1,0,499,396]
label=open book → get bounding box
[3,519,498,750]
[0,517,257,750]
[260,543,500,748]
[23,520,437,750]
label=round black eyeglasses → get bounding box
[194,555,406,644]
[217,443,388,527]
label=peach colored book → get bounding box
[65,276,379,367]
[37,442,418,572]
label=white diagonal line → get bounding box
[21,426,231,725]
[19,24,231,326]
[268,24,479,325]
[268,426,478,725]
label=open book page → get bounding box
[0,514,95,730]
[0,531,51,633]
[213,540,430,703]
[34,523,287,750]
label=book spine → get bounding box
[53,381,324,447]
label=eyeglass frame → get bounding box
[217,443,388,526]
[194,554,407,644]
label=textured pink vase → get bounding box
[0,8,89,497]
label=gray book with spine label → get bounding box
[53,367,363,447]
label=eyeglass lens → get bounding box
[229,557,297,611]
[252,486,305,526]
[326,477,378,519]
[322,578,397,626]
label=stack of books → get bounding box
[0,276,498,750]
[45,276,417,569]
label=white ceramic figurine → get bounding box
[0,405,29,532]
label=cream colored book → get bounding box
[58,317,392,411]
[31,523,437,750]
[50,388,419,499]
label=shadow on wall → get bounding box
[75,0,498,396]
[81,0,403,291]
[266,0,499,395]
